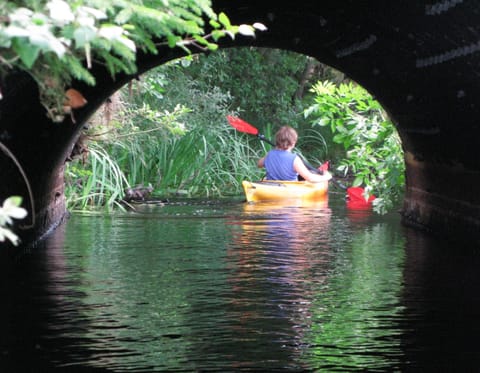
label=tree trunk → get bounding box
[293,56,318,101]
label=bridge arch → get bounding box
[2,1,480,245]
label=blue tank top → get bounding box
[264,149,298,180]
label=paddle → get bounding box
[226,115,276,147]
[227,115,347,189]
[227,115,320,171]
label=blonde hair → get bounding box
[275,126,298,150]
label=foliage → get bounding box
[65,144,129,210]
[65,72,264,208]
[168,48,332,162]
[0,196,27,245]
[65,49,347,209]
[305,80,405,213]
[182,48,310,125]
[0,0,265,121]
[117,59,269,192]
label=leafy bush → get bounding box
[305,81,405,213]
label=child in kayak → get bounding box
[257,126,332,182]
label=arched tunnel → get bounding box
[2,0,480,247]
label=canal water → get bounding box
[2,192,480,372]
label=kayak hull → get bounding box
[242,180,329,203]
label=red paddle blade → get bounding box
[226,115,259,136]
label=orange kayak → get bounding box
[242,180,329,203]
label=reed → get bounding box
[65,145,130,210]
[65,113,262,209]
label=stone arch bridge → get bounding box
[2,0,480,247]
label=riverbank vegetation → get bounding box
[65,48,404,214]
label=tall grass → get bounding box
[65,145,129,210]
[65,110,263,209]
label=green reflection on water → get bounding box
[59,199,406,371]
[305,223,406,370]
[64,207,235,370]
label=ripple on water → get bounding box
[5,198,480,371]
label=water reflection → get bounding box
[222,201,332,370]
[305,222,406,371]
[1,196,480,371]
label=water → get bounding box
[2,193,480,372]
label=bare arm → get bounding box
[293,157,332,182]
[257,156,265,168]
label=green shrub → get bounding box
[305,81,405,213]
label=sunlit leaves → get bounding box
[46,0,75,25]
[73,25,96,47]
[211,29,226,42]
[0,196,28,246]
[218,12,231,29]
[253,22,268,32]
[0,196,27,223]
[237,24,255,37]
[306,80,405,214]
[1,1,265,122]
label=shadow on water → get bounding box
[0,223,111,372]
[1,195,480,371]
[399,229,480,371]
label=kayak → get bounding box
[242,180,329,203]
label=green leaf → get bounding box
[115,8,133,24]
[63,55,95,85]
[193,34,209,46]
[318,118,329,126]
[218,12,231,28]
[332,133,345,144]
[209,19,220,29]
[5,196,22,207]
[73,26,97,48]
[167,34,179,48]
[12,37,40,68]
[211,30,225,42]
[353,175,365,187]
